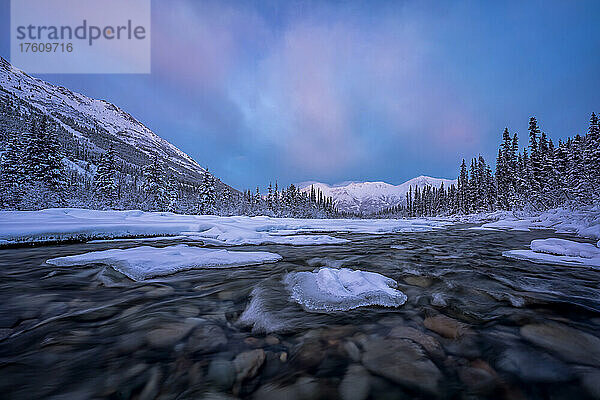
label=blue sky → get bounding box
[1,0,599,190]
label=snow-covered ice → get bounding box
[468,205,600,240]
[46,244,282,281]
[503,238,600,269]
[284,268,407,312]
[0,208,451,246]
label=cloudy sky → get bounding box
[1,0,599,190]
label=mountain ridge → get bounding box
[298,176,457,214]
[0,57,236,194]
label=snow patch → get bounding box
[0,208,450,246]
[284,268,407,312]
[503,238,600,269]
[46,244,282,281]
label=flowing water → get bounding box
[1,226,599,399]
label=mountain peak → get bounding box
[298,176,457,214]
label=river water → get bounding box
[1,226,599,399]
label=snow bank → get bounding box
[284,268,407,312]
[503,238,600,269]
[46,244,282,281]
[474,205,600,240]
[0,208,451,246]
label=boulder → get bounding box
[361,338,442,395]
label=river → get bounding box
[1,225,599,399]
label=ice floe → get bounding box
[46,244,282,281]
[503,238,600,269]
[284,268,407,312]
[0,208,451,246]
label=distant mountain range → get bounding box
[298,176,457,214]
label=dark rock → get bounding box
[388,326,444,358]
[496,346,574,382]
[424,314,470,339]
[404,276,433,288]
[339,364,371,400]
[361,338,442,395]
[292,340,324,370]
[253,376,319,400]
[186,324,227,354]
[520,322,600,367]
[207,359,236,390]
[146,321,196,348]
[458,365,497,395]
[343,340,361,362]
[233,349,265,382]
[577,368,600,399]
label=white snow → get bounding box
[45,244,282,281]
[503,238,600,269]
[284,268,407,312]
[467,205,600,240]
[0,208,451,246]
[298,176,457,214]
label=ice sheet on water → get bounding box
[46,244,282,281]
[530,238,600,259]
[284,267,407,312]
[503,238,600,269]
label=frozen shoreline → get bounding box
[0,208,451,246]
[0,205,598,247]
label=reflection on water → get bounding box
[1,227,599,399]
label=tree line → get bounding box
[379,113,600,217]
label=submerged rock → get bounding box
[146,321,196,348]
[207,359,236,390]
[424,314,470,339]
[520,323,600,367]
[361,338,442,395]
[253,376,320,400]
[186,323,227,354]
[404,276,433,288]
[339,364,371,400]
[388,326,444,359]
[496,346,574,382]
[233,349,266,382]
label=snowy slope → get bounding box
[0,57,221,186]
[299,176,457,214]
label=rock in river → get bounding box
[520,323,600,367]
[424,314,469,339]
[361,337,442,395]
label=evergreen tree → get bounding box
[198,170,217,214]
[141,154,166,211]
[94,145,117,207]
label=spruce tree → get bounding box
[141,154,166,211]
[95,145,117,207]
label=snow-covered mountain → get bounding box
[299,176,457,214]
[0,57,233,191]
